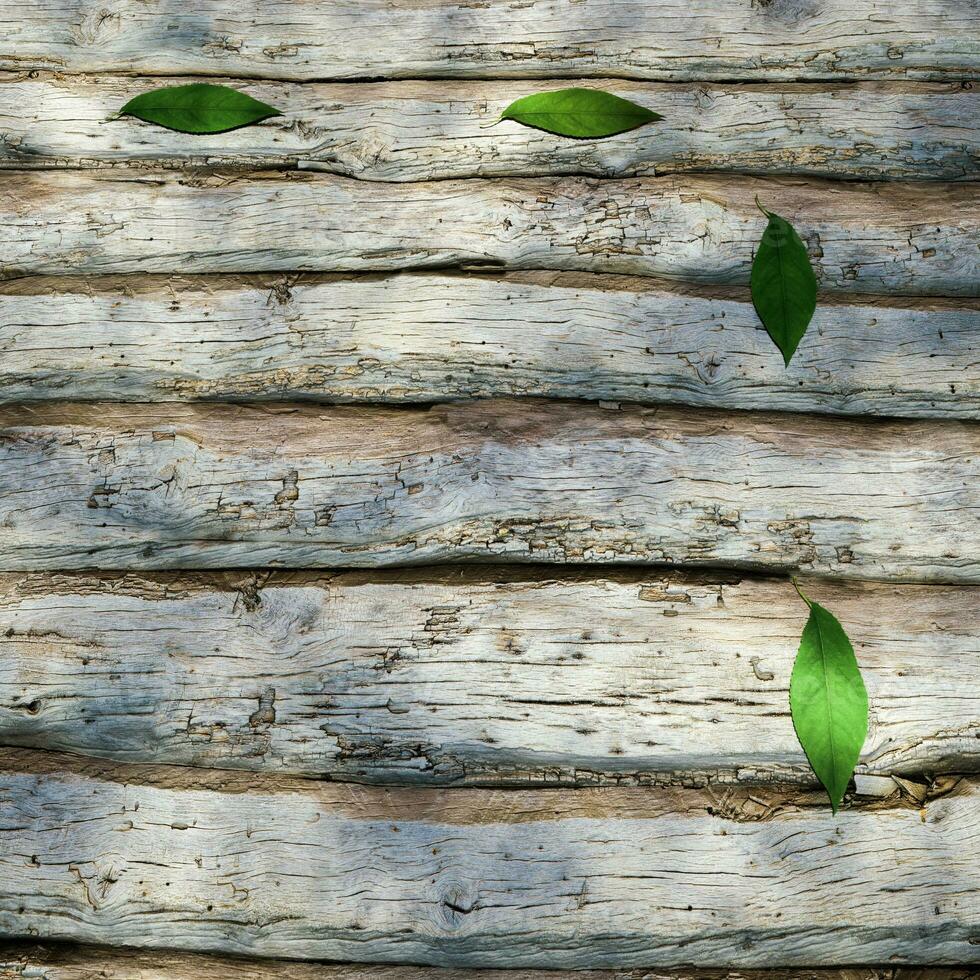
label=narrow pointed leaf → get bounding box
[790,594,869,813]
[119,83,282,135]
[751,205,818,365]
[501,88,663,138]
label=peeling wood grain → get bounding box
[0,761,977,967]
[0,171,976,295]
[0,570,976,784]
[2,272,977,416]
[1,0,978,81]
[1,75,978,182]
[0,400,976,579]
[3,942,977,980]
[0,745,965,807]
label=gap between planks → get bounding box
[2,941,977,980]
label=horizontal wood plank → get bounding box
[0,400,976,579]
[2,272,977,417]
[2,76,978,182]
[2,942,976,980]
[0,570,976,784]
[0,756,977,967]
[1,0,978,81]
[1,171,976,295]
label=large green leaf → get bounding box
[119,83,282,134]
[500,88,662,138]
[750,203,818,366]
[789,586,869,813]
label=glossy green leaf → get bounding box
[750,202,818,366]
[118,83,282,134]
[789,585,869,813]
[500,88,662,138]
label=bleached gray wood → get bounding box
[0,400,976,579]
[0,0,977,81]
[1,171,976,295]
[0,757,977,967]
[1,571,976,783]
[2,76,978,182]
[2,942,973,980]
[2,273,977,417]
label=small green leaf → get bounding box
[789,583,869,813]
[500,88,663,138]
[118,83,282,134]
[750,202,818,366]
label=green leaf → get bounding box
[789,584,869,813]
[500,88,663,138]
[118,83,282,134]
[750,202,818,366]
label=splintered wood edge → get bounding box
[0,748,965,816]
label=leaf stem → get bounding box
[754,195,771,219]
[479,117,504,130]
[791,576,812,608]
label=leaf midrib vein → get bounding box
[814,609,839,794]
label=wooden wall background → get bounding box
[0,1,978,977]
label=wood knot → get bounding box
[438,882,478,931]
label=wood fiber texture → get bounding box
[2,273,977,417]
[0,757,977,967]
[1,171,977,295]
[1,76,977,181]
[0,571,976,783]
[1,0,977,81]
[0,401,976,578]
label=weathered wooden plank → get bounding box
[0,754,977,967]
[1,570,976,784]
[2,942,976,980]
[1,171,976,296]
[1,0,977,81]
[2,75,978,182]
[2,273,977,417]
[0,400,976,579]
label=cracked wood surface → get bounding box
[0,570,977,784]
[1,0,978,82]
[2,944,977,980]
[0,400,977,578]
[3,273,978,417]
[2,75,978,182]
[0,755,977,967]
[1,171,977,296]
